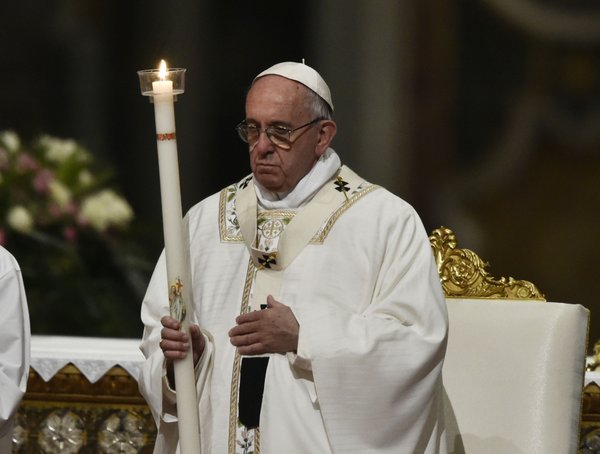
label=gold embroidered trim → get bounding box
[219,187,243,243]
[255,427,261,453]
[311,184,380,243]
[227,355,242,454]
[257,209,297,219]
[228,259,257,453]
[219,181,380,245]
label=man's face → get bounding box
[244,75,323,193]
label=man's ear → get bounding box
[315,120,337,157]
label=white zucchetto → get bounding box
[254,61,334,112]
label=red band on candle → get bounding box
[156,132,177,141]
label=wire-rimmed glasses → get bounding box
[236,118,322,150]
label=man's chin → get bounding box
[254,173,284,192]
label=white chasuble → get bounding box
[139,164,449,454]
[0,248,31,452]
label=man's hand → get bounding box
[160,317,205,386]
[229,295,299,355]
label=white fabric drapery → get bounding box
[30,336,144,383]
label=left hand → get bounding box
[229,295,299,355]
[159,317,205,366]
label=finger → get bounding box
[159,335,189,350]
[161,326,188,343]
[160,337,191,360]
[231,327,267,354]
[188,325,205,363]
[163,348,189,360]
[235,310,262,324]
[161,315,181,330]
[229,332,260,348]
[237,342,267,356]
[229,320,261,337]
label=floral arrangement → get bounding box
[0,130,152,337]
[0,130,133,244]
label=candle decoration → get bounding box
[137,60,200,454]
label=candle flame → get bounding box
[158,59,168,79]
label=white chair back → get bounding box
[443,298,588,453]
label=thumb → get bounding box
[188,323,201,339]
[266,295,281,308]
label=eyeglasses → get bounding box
[236,118,322,150]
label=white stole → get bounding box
[235,166,362,310]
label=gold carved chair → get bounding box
[430,227,589,454]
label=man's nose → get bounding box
[251,130,274,154]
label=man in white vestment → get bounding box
[0,246,31,452]
[139,61,449,453]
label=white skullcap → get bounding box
[254,61,334,112]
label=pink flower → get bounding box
[16,152,39,172]
[33,169,53,193]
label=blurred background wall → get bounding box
[1,0,599,348]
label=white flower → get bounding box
[39,135,89,163]
[78,169,94,187]
[49,180,72,208]
[80,189,134,232]
[0,130,20,153]
[7,206,34,233]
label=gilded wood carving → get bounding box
[429,226,545,300]
[15,365,156,453]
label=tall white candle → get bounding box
[150,60,201,454]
